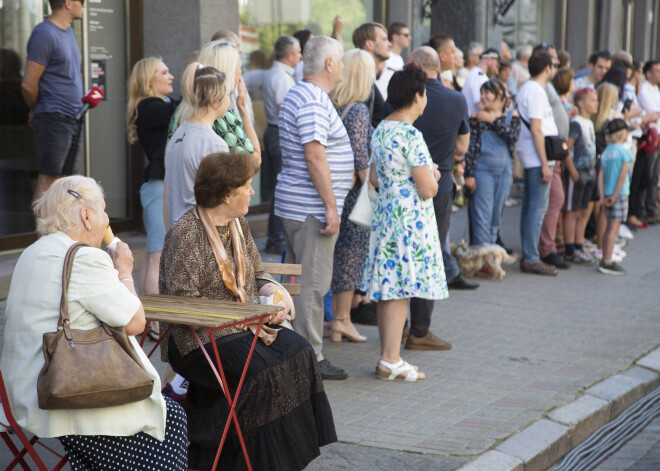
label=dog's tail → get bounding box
[503,252,518,264]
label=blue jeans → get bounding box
[520,166,551,264]
[469,131,513,246]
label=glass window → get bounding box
[238,0,376,204]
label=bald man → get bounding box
[402,47,477,351]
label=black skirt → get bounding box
[170,327,337,471]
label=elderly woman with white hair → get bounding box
[0,175,187,470]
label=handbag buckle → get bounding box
[69,341,77,351]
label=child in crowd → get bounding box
[598,118,633,275]
[564,88,598,264]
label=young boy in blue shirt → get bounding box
[598,119,633,275]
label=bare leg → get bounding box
[331,290,366,342]
[377,299,425,379]
[142,251,162,337]
[575,208,591,245]
[602,220,621,262]
[596,203,607,249]
[563,211,578,245]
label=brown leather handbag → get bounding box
[37,243,154,410]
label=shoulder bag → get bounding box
[517,107,569,161]
[37,243,154,410]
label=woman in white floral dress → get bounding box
[362,64,448,382]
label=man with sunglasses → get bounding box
[22,0,85,202]
[378,22,410,93]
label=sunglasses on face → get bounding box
[72,0,85,4]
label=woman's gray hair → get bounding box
[303,36,342,77]
[516,44,533,61]
[274,36,299,61]
[33,175,105,236]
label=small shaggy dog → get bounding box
[450,240,518,281]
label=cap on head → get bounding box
[605,118,632,134]
[480,48,500,60]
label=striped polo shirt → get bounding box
[274,80,354,223]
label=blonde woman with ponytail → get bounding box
[125,57,177,341]
[170,40,261,164]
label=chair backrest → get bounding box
[262,262,302,296]
[0,369,68,471]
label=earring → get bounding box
[86,225,92,231]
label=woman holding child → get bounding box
[362,64,447,382]
[464,78,520,247]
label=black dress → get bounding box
[160,212,337,470]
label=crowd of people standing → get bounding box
[3,0,660,468]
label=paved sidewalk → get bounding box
[2,202,660,470]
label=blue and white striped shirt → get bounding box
[274,80,354,223]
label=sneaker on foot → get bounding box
[618,224,634,240]
[541,252,569,269]
[597,260,626,276]
[568,250,596,265]
[583,240,598,253]
[613,245,626,259]
[594,249,623,263]
[318,358,348,380]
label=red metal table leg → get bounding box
[145,324,173,359]
[138,320,151,348]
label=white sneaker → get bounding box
[618,224,634,240]
[595,249,623,262]
[583,240,597,253]
[613,245,626,259]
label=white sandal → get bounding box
[376,358,425,382]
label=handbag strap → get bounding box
[340,102,356,122]
[59,242,88,338]
[516,104,532,131]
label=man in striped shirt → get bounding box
[275,36,353,380]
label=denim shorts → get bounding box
[140,179,167,252]
[32,113,82,176]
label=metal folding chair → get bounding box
[0,370,68,471]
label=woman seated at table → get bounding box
[159,151,337,471]
[0,175,187,470]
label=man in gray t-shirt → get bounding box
[164,122,229,227]
[22,0,85,201]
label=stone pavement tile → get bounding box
[587,367,660,418]
[496,419,571,471]
[637,348,660,373]
[456,450,524,471]
[306,443,467,471]
[546,394,611,447]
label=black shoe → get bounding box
[496,234,514,255]
[541,252,570,269]
[350,302,378,325]
[447,275,479,290]
[318,359,348,380]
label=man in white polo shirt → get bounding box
[516,50,559,276]
[275,36,353,380]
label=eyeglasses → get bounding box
[72,0,85,5]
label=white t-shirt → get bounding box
[516,80,559,168]
[462,66,488,116]
[375,54,403,101]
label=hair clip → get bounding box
[67,189,82,199]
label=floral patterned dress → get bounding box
[361,120,448,301]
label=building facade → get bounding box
[1,0,658,250]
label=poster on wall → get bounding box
[91,59,107,99]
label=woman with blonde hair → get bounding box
[125,56,177,340]
[171,40,260,164]
[592,82,623,257]
[1,175,188,470]
[326,49,376,343]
